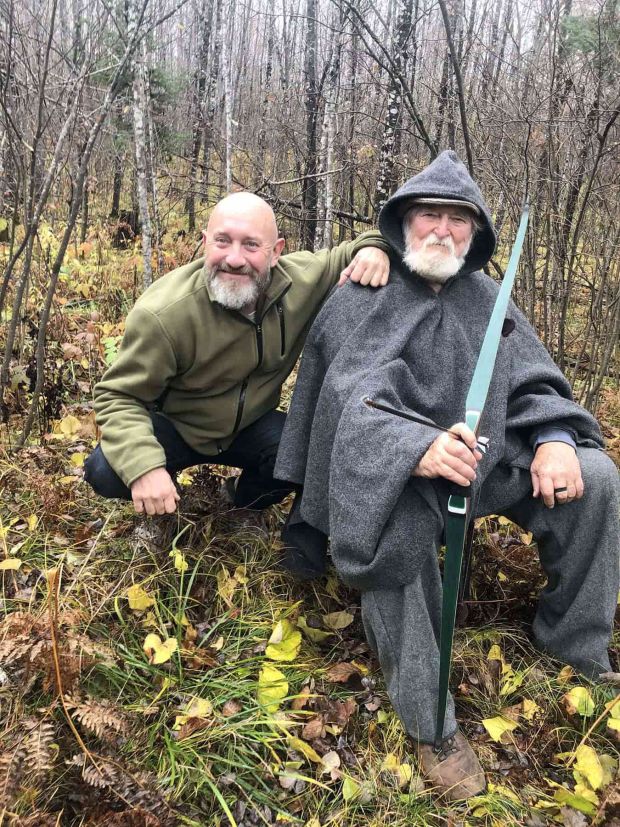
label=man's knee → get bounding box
[579,448,619,504]
[84,446,131,500]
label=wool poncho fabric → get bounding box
[274,151,603,591]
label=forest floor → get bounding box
[1,224,619,826]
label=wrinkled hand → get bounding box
[338,247,390,287]
[131,467,180,515]
[412,423,482,486]
[530,442,583,508]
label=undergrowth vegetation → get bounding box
[1,223,619,826]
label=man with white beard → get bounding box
[275,151,619,799]
[84,192,391,542]
[401,199,479,285]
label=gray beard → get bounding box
[205,263,271,310]
[403,235,471,284]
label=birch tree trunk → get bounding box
[129,2,153,289]
[315,5,343,249]
[144,51,163,275]
[301,0,319,250]
[374,0,413,213]
[221,0,234,193]
[186,0,214,230]
[201,0,221,202]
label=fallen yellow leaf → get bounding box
[126,584,156,612]
[482,715,518,742]
[170,549,188,574]
[563,686,595,716]
[217,565,242,604]
[381,753,399,773]
[58,414,81,437]
[599,754,617,787]
[139,611,158,628]
[322,610,354,631]
[488,782,520,803]
[174,695,213,729]
[488,644,503,661]
[0,558,22,571]
[553,785,597,815]
[176,470,194,486]
[573,780,599,804]
[288,736,322,763]
[297,616,333,643]
[522,699,541,721]
[266,619,302,662]
[574,744,604,790]
[557,665,575,683]
[397,763,412,787]
[257,664,288,713]
[143,633,178,665]
[342,775,361,801]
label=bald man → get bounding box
[84,192,390,527]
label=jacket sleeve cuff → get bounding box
[532,427,577,452]
[349,230,391,255]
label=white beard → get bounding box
[206,264,270,311]
[403,232,471,283]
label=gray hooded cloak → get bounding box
[274,151,603,592]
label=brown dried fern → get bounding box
[0,716,56,810]
[22,717,56,777]
[65,693,130,742]
[88,808,166,826]
[70,754,175,824]
[0,607,116,693]
[0,744,27,810]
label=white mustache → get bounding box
[421,232,456,255]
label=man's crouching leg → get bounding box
[84,445,132,499]
[505,447,619,680]
[361,563,485,800]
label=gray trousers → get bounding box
[361,448,619,743]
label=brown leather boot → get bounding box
[415,730,486,800]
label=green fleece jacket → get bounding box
[94,232,388,486]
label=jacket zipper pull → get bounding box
[276,302,285,356]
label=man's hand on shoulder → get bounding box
[412,423,482,486]
[530,442,583,508]
[338,247,390,287]
[131,467,180,515]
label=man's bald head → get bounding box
[202,192,285,314]
[206,192,280,245]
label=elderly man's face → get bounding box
[403,205,475,284]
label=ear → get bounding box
[270,237,286,266]
[202,229,208,246]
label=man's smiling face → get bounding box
[203,193,285,313]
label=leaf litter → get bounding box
[1,393,619,825]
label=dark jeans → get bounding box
[84,410,295,509]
